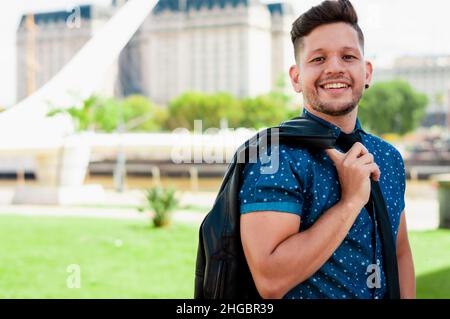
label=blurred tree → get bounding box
[165,92,243,130]
[47,95,100,132]
[165,88,302,131]
[48,94,165,133]
[92,96,122,132]
[239,92,293,129]
[87,94,166,132]
[358,79,427,135]
[121,95,167,132]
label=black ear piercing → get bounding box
[365,84,369,89]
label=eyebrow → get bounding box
[307,46,360,56]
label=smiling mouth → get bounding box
[318,83,352,96]
[319,83,351,90]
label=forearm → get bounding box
[263,200,362,298]
[397,248,416,299]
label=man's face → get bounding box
[290,22,372,116]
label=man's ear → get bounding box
[364,60,373,89]
[289,65,302,93]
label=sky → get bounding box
[1,0,450,106]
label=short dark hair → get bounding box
[291,0,364,61]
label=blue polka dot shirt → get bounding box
[239,108,406,299]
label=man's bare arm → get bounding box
[396,209,416,298]
[240,199,361,299]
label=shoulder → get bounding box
[363,133,405,164]
[363,133,406,187]
[242,143,314,178]
[239,143,311,216]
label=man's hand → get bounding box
[325,142,381,208]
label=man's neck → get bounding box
[305,105,358,134]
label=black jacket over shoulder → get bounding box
[194,117,336,299]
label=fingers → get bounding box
[326,145,381,181]
[326,143,380,181]
[346,142,369,160]
[324,148,345,164]
[355,153,381,181]
[365,162,381,182]
[354,152,375,166]
[326,142,368,164]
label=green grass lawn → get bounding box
[0,215,198,298]
[0,214,449,299]
[409,230,450,298]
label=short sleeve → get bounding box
[238,144,306,216]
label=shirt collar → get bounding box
[302,107,367,137]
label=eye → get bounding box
[311,57,324,63]
[343,55,356,61]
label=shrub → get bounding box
[139,187,179,228]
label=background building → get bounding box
[17,0,295,106]
[16,4,118,101]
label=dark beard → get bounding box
[304,89,361,116]
[313,101,358,116]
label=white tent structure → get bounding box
[0,0,157,204]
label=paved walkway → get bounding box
[0,204,206,224]
[0,194,439,230]
[404,198,439,230]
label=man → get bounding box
[239,0,415,299]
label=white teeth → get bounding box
[323,83,349,89]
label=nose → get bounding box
[324,55,345,75]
